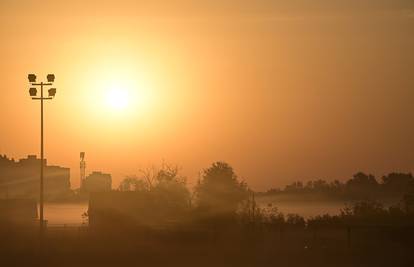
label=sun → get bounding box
[83,64,156,122]
[105,87,129,110]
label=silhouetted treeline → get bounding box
[261,172,414,201]
[239,171,414,229]
[242,199,414,230]
[101,162,250,228]
[112,163,414,230]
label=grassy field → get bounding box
[1,224,413,267]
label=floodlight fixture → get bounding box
[29,87,37,96]
[28,74,37,83]
[47,74,55,83]
[48,88,56,97]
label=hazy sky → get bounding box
[1,1,413,190]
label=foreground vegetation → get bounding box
[2,162,414,266]
[2,209,414,267]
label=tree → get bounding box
[340,201,388,224]
[285,181,303,193]
[194,162,249,215]
[347,172,378,187]
[346,172,379,198]
[402,179,414,214]
[118,176,147,192]
[150,164,191,211]
[381,173,414,194]
[312,179,329,193]
[118,163,191,212]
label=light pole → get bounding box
[28,73,57,235]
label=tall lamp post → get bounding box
[27,73,57,235]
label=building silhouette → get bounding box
[88,191,186,229]
[81,171,112,193]
[0,154,70,199]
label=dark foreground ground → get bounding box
[1,225,414,267]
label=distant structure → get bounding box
[0,155,70,199]
[80,152,86,189]
[79,152,112,194]
[82,171,112,193]
[89,191,187,229]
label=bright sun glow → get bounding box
[82,60,157,124]
[105,87,129,110]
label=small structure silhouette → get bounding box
[88,191,187,230]
[81,171,112,193]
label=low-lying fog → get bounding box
[43,199,347,225]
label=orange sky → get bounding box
[1,1,414,190]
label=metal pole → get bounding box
[40,82,44,236]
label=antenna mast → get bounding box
[80,152,86,190]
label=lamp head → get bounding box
[28,74,37,83]
[47,74,55,83]
[48,88,56,97]
[29,87,37,96]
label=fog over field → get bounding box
[42,200,351,224]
